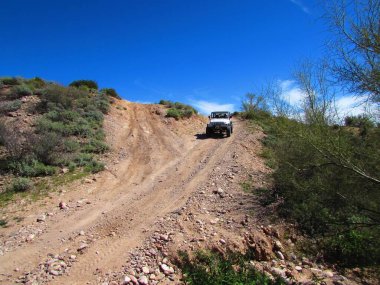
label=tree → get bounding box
[293,59,336,124]
[324,0,380,103]
[242,93,268,112]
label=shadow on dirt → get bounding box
[195,133,227,140]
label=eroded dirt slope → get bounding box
[0,102,367,285]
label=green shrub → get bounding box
[74,153,94,166]
[26,77,46,89]
[166,108,181,119]
[101,88,121,99]
[0,100,22,113]
[83,139,109,153]
[84,160,105,173]
[69,80,98,90]
[9,84,32,99]
[63,140,80,152]
[7,177,32,192]
[0,77,20,86]
[177,250,285,285]
[10,160,56,177]
[249,114,380,266]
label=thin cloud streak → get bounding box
[290,0,310,14]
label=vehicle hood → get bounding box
[209,118,230,124]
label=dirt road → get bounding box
[0,102,244,284]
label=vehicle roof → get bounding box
[211,111,230,113]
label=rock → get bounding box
[70,255,77,260]
[77,243,88,252]
[59,202,68,210]
[138,275,148,285]
[160,264,174,275]
[273,240,284,251]
[271,267,286,278]
[129,275,138,284]
[219,239,226,244]
[61,168,69,174]
[26,234,35,242]
[295,266,302,272]
[122,276,131,284]
[142,266,150,274]
[210,218,219,225]
[79,230,85,236]
[323,270,334,278]
[37,215,46,222]
[149,274,156,280]
[84,178,93,184]
[275,251,285,260]
[49,269,60,276]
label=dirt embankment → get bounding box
[0,102,367,285]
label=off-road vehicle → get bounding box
[206,111,233,137]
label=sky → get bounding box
[0,0,365,115]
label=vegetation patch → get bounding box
[159,99,197,119]
[176,250,285,285]
[0,76,115,203]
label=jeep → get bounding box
[206,111,233,137]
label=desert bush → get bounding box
[9,84,32,99]
[84,160,105,173]
[6,177,32,192]
[69,80,98,90]
[177,250,285,285]
[63,139,80,152]
[101,88,121,99]
[26,77,46,89]
[166,108,181,119]
[9,160,56,177]
[0,77,20,86]
[250,114,380,266]
[0,100,22,113]
[83,139,109,153]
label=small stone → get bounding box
[49,269,60,276]
[138,275,148,285]
[59,202,68,210]
[275,251,285,260]
[219,239,226,244]
[70,255,76,260]
[84,178,93,184]
[62,168,69,174]
[26,234,35,242]
[77,243,88,252]
[273,240,284,251]
[149,274,156,280]
[142,266,150,274]
[295,266,302,272]
[37,215,46,222]
[210,218,219,225]
[122,276,131,284]
[323,270,334,278]
[79,230,85,236]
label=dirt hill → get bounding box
[0,100,371,284]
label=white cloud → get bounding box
[335,96,366,117]
[290,0,310,14]
[190,100,235,115]
[279,79,304,106]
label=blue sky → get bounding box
[1,0,359,114]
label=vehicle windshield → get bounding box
[211,112,229,118]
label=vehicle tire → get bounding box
[231,126,233,133]
[206,127,211,135]
[226,127,231,137]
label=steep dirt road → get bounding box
[0,102,241,284]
